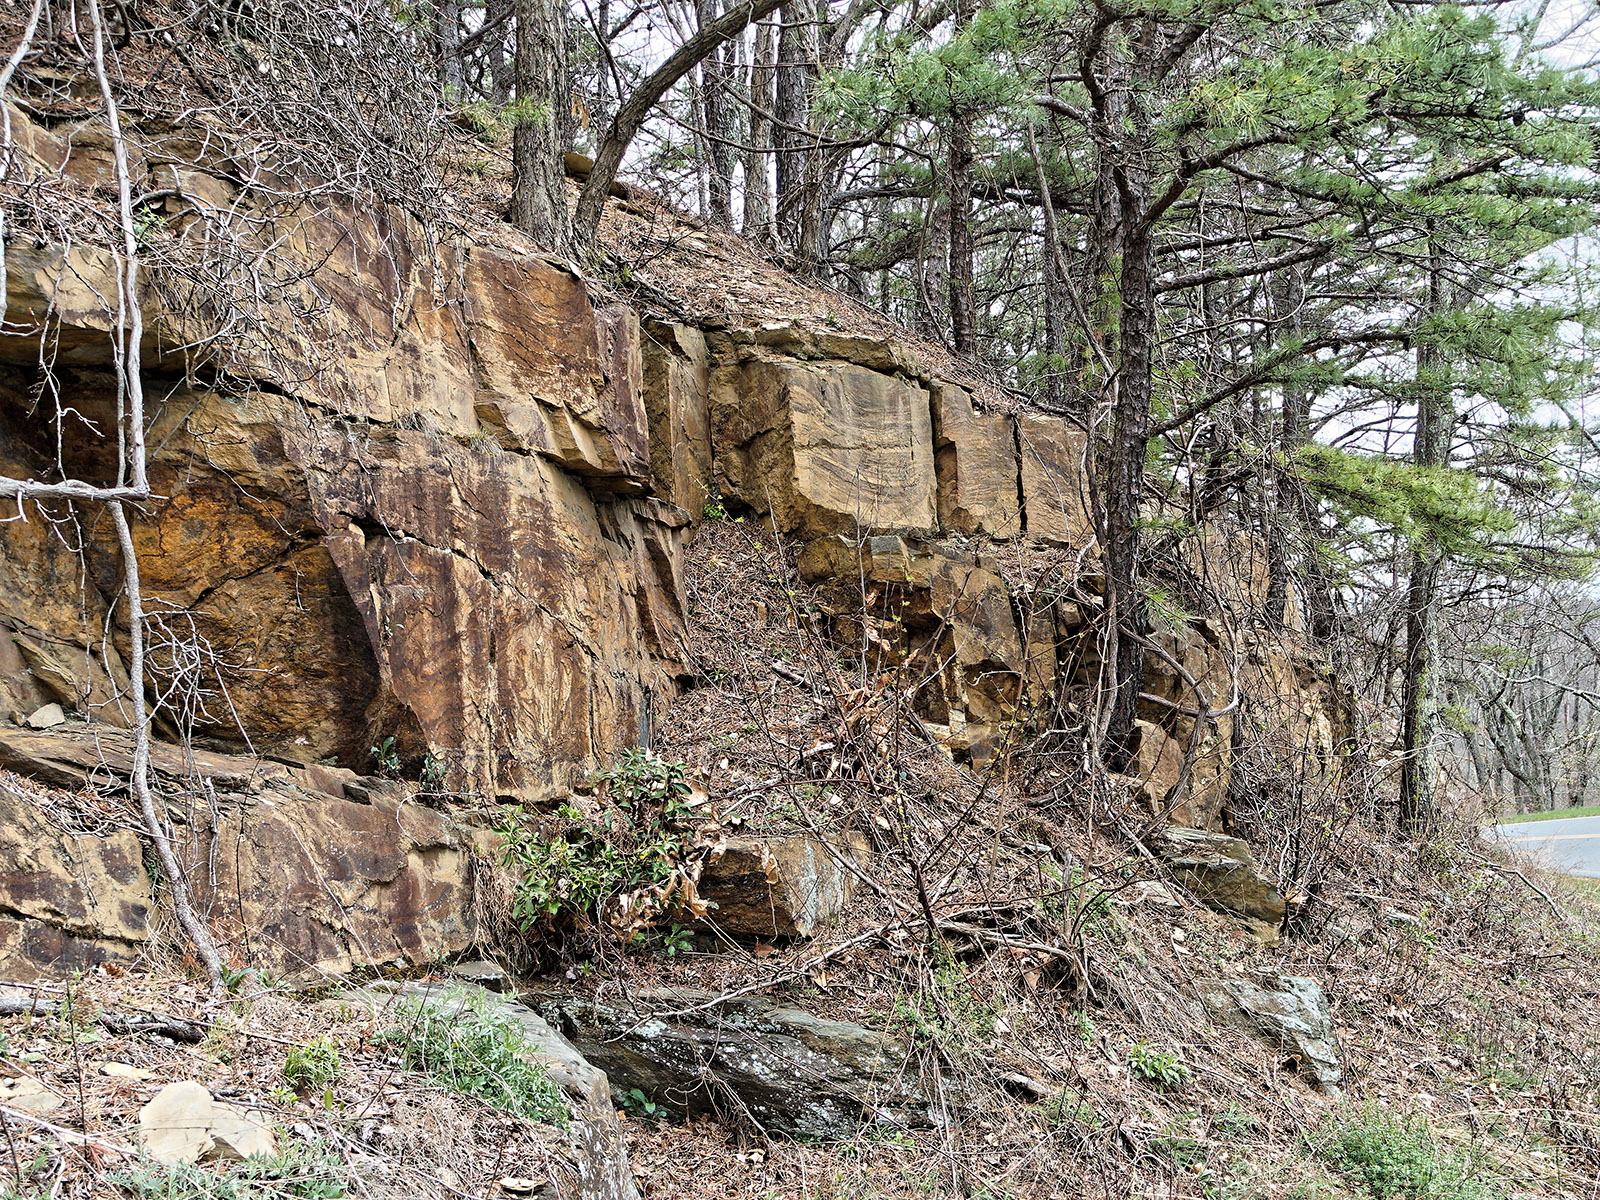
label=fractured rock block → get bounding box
[339,982,642,1200]
[931,382,1021,537]
[798,535,1032,762]
[539,991,932,1138]
[1017,414,1092,544]
[712,354,936,537]
[697,833,868,938]
[139,1081,276,1165]
[642,320,713,513]
[1195,974,1341,1090]
[0,760,152,980]
[1152,825,1286,942]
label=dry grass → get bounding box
[546,520,1600,1200]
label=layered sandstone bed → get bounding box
[0,99,1340,978]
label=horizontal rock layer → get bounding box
[0,724,479,979]
[0,100,1343,978]
[536,989,932,1138]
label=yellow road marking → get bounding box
[1503,833,1600,842]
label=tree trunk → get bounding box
[698,0,735,227]
[592,0,613,133]
[437,0,464,95]
[511,0,573,255]
[1399,543,1444,827]
[946,0,976,354]
[947,124,975,352]
[488,0,514,101]
[774,0,816,251]
[1096,30,1152,772]
[1265,273,1306,630]
[1103,204,1154,771]
[574,0,786,249]
[743,18,776,243]
[1398,241,1451,830]
[794,139,830,273]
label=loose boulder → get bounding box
[1152,826,1286,941]
[697,833,867,938]
[538,990,932,1139]
[1195,974,1342,1090]
[139,1081,277,1165]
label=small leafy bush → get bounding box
[1126,1041,1193,1089]
[108,1137,346,1200]
[496,750,715,937]
[1040,1086,1099,1130]
[618,1086,661,1118]
[370,737,401,778]
[282,1037,341,1092]
[454,99,504,143]
[419,752,450,795]
[1315,1107,1499,1200]
[889,952,998,1048]
[1213,1104,1258,1139]
[380,989,566,1125]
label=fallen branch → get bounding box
[0,1106,138,1157]
[0,998,207,1043]
[1464,847,1570,926]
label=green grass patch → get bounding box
[1495,803,1600,824]
[282,1037,340,1093]
[1313,1107,1501,1200]
[108,1137,346,1200]
[1559,875,1600,900]
[379,988,566,1125]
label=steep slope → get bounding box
[0,91,1338,976]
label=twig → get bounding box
[1464,847,1571,926]
[0,999,206,1043]
[0,1106,137,1157]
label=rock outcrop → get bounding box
[2,101,685,805]
[0,723,480,978]
[0,97,1344,978]
[538,990,932,1138]
[0,754,153,976]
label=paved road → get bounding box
[1489,815,1600,878]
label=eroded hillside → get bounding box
[0,45,1598,1200]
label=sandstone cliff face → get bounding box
[0,101,1342,978]
[0,724,480,977]
[1,104,684,805]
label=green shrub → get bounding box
[454,100,503,143]
[282,1038,340,1092]
[1126,1041,1193,1089]
[369,737,400,778]
[1040,1086,1099,1130]
[380,989,565,1125]
[618,1086,661,1118]
[496,750,707,934]
[1213,1104,1259,1139]
[419,752,450,795]
[1315,1107,1500,1200]
[107,1137,346,1200]
[888,952,998,1048]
